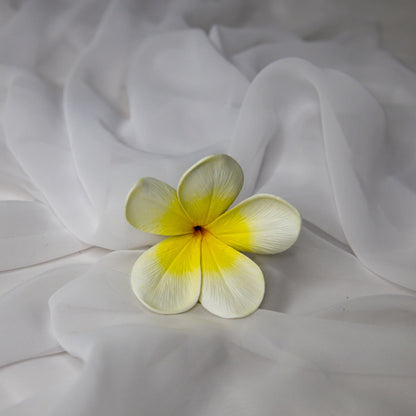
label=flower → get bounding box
[125,154,301,318]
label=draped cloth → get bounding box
[1,0,416,414]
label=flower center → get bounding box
[193,225,202,232]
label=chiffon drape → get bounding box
[1,1,415,414]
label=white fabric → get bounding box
[1,0,416,414]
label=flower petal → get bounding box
[177,154,244,225]
[126,177,193,235]
[206,194,301,254]
[131,233,202,314]
[200,231,264,318]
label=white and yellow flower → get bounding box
[125,154,301,318]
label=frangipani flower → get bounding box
[125,154,301,318]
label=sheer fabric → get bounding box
[1,0,415,414]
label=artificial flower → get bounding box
[125,154,301,318]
